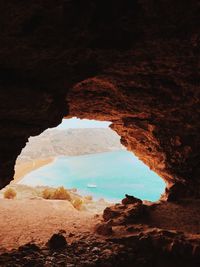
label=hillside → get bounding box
[17,128,124,164]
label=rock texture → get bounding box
[0,195,200,266]
[0,0,200,200]
[0,219,199,267]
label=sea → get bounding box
[19,150,165,202]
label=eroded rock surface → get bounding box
[0,0,199,199]
[0,228,199,267]
[0,195,200,266]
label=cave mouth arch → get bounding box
[0,76,198,202]
[13,117,166,203]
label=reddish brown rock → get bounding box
[103,205,123,222]
[0,1,199,201]
[95,223,113,236]
[47,233,67,250]
[102,201,147,226]
[122,194,143,205]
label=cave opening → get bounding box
[0,117,168,250]
[7,117,166,204]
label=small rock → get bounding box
[101,249,113,261]
[18,243,40,252]
[91,247,100,253]
[69,232,75,238]
[47,234,67,250]
[59,229,66,234]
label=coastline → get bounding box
[13,150,125,184]
[13,158,54,183]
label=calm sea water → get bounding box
[19,150,165,202]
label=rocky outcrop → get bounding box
[97,196,200,235]
[0,228,199,267]
[94,196,200,265]
[0,0,200,201]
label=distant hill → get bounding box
[17,128,124,163]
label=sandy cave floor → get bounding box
[0,198,200,252]
[0,198,199,266]
[0,199,102,252]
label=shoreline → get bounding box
[13,150,125,184]
[13,158,54,184]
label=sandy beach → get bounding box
[13,158,54,183]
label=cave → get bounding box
[0,0,199,266]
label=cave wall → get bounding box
[0,0,199,199]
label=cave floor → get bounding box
[0,199,199,266]
[0,199,101,252]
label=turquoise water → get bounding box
[19,150,165,202]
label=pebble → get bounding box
[91,247,101,253]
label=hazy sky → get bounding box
[56,117,111,129]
